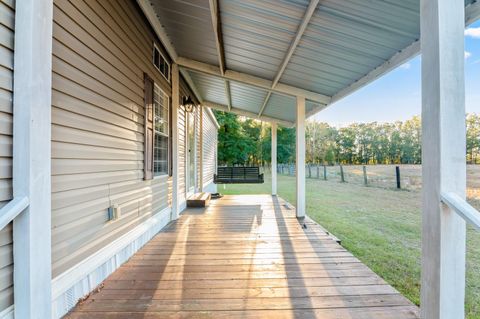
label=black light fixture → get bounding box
[182,96,196,113]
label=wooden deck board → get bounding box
[65,195,419,319]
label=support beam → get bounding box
[259,0,319,118]
[208,0,225,74]
[12,0,53,317]
[224,80,232,110]
[421,0,466,317]
[296,96,306,218]
[203,100,294,127]
[177,57,331,105]
[271,122,277,196]
[171,63,180,220]
[305,102,328,118]
[258,92,272,117]
[207,0,232,111]
[179,68,203,104]
[272,0,319,88]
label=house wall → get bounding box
[0,0,14,314]
[0,1,218,317]
[51,0,173,278]
[196,105,202,191]
[203,108,218,192]
[179,78,204,198]
[178,79,189,208]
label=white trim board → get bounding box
[0,306,13,319]
[51,206,173,319]
[205,106,220,129]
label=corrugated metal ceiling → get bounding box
[147,0,479,126]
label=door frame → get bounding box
[186,111,197,197]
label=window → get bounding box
[153,84,169,176]
[153,43,170,82]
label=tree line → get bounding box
[214,111,480,165]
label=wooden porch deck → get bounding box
[66,195,419,319]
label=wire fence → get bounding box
[276,164,423,191]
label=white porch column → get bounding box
[12,0,53,318]
[421,0,466,318]
[271,122,277,196]
[296,96,306,218]
[171,63,180,219]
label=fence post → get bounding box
[316,165,320,179]
[323,165,327,180]
[396,166,401,189]
[308,164,311,178]
[363,165,368,186]
[340,165,345,182]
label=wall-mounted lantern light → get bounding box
[182,96,196,113]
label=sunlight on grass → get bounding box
[220,171,480,319]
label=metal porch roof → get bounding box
[141,0,480,126]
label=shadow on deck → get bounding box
[66,195,419,319]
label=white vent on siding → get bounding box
[64,287,76,310]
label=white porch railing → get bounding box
[441,192,480,231]
[0,196,29,231]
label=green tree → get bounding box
[215,111,251,165]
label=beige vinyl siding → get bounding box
[51,0,172,277]
[203,108,218,185]
[196,105,202,190]
[0,0,14,313]
[178,79,190,200]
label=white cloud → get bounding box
[400,62,411,69]
[465,51,472,59]
[465,27,480,38]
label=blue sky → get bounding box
[313,21,480,126]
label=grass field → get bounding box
[219,167,480,318]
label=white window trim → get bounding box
[152,42,171,83]
[153,83,170,178]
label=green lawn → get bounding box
[220,172,480,319]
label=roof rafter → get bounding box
[224,80,232,110]
[177,57,331,105]
[259,0,320,117]
[203,100,294,127]
[179,68,203,103]
[208,0,232,110]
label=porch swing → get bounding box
[214,166,264,184]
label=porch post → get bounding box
[12,0,53,317]
[171,63,180,219]
[296,96,306,218]
[271,122,277,196]
[421,0,466,317]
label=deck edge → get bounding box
[51,206,173,319]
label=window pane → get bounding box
[154,134,168,176]
[153,84,169,176]
[153,47,160,69]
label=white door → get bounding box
[186,112,196,196]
